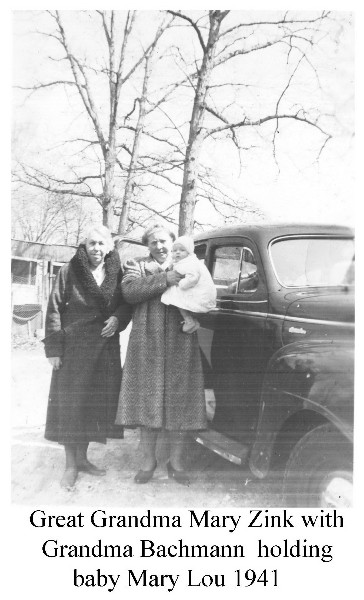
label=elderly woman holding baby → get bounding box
[116,223,208,485]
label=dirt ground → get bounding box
[11,341,285,507]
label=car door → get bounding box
[196,237,268,443]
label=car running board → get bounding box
[194,429,249,466]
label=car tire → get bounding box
[283,424,353,508]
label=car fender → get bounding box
[249,339,354,478]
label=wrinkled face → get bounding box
[147,230,174,264]
[172,243,189,262]
[85,234,108,268]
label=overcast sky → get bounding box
[12,9,354,229]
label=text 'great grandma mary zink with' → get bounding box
[29,508,344,532]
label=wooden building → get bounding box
[11,239,77,338]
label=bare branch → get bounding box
[15,80,80,91]
[272,55,306,167]
[116,144,133,157]
[155,105,188,149]
[13,175,100,200]
[206,113,331,139]
[167,10,206,52]
[145,75,191,114]
[54,11,107,151]
[214,36,286,68]
[97,10,111,46]
[124,98,139,122]
[119,16,173,86]
[220,11,330,38]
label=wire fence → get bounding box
[12,304,42,324]
[11,273,37,286]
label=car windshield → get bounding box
[270,237,354,287]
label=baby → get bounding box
[161,235,217,333]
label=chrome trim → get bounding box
[268,234,354,289]
[195,437,242,465]
[220,309,268,318]
[267,312,354,328]
[212,304,354,328]
[213,307,354,328]
[230,299,268,304]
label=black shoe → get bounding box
[134,462,157,484]
[77,461,106,476]
[166,461,190,486]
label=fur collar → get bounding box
[70,245,121,314]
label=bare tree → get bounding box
[12,188,92,245]
[14,11,266,238]
[14,10,172,230]
[169,10,340,234]
[13,10,352,237]
[117,47,165,234]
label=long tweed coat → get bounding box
[43,246,132,445]
[115,255,207,431]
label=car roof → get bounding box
[194,222,354,244]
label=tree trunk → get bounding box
[103,148,117,229]
[118,54,152,234]
[179,13,225,235]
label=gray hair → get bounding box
[141,222,176,246]
[82,225,114,253]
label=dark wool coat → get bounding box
[43,246,132,445]
[115,256,207,431]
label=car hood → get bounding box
[284,288,354,324]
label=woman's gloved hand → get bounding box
[101,315,119,337]
[48,357,62,370]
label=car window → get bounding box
[211,246,242,297]
[238,247,259,293]
[270,237,355,287]
[211,245,260,297]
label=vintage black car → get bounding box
[193,223,354,507]
[117,223,354,507]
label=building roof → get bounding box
[11,239,77,262]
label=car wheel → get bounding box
[283,424,353,508]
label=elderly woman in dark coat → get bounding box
[43,225,131,489]
[115,223,207,485]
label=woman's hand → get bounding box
[101,316,119,337]
[166,271,184,287]
[48,357,62,370]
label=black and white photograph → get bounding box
[7,5,361,599]
[11,8,355,513]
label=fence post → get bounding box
[41,259,49,329]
